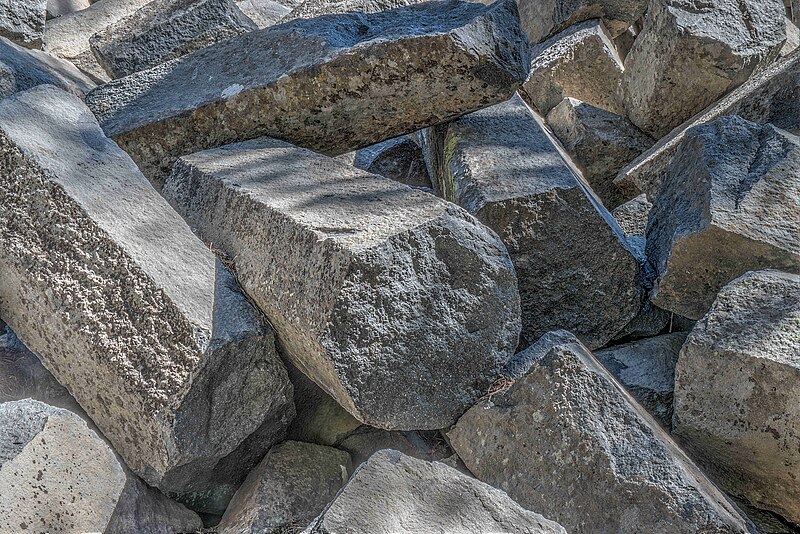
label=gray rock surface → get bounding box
[46,0,90,18]
[90,0,257,79]
[449,330,754,534]
[352,135,432,190]
[86,0,531,188]
[782,16,799,56]
[646,116,800,319]
[547,97,653,208]
[0,0,46,48]
[523,19,624,116]
[336,426,451,468]
[611,193,651,237]
[164,138,520,430]
[0,399,203,533]
[283,0,419,20]
[673,270,800,524]
[235,0,290,27]
[0,86,294,504]
[218,441,352,534]
[622,0,786,138]
[422,94,641,349]
[304,449,566,534]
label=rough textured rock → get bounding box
[218,441,352,534]
[164,138,520,430]
[596,331,687,427]
[782,16,799,56]
[646,115,800,319]
[622,0,787,138]
[0,399,203,533]
[283,0,419,20]
[673,269,800,524]
[352,135,432,190]
[422,94,641,349]
[522,19,624,116]
[611,193,651,237]
[547,97,654,208]
[0,0,46,48]
[336,427,451,468]
[449,331,754,534]
[90,0,257,79]
[86,0,531,188]
[46,0,90,19]
[235,0,290,27]
[0,36,95,98]
[0,86,295,505]
[304,449,566,534]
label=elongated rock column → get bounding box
[0,85,295,503]
[164,138,521,431]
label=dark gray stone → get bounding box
[352,135,432,190]
[611,193,651,237]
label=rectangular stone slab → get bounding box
[85,0,531,188]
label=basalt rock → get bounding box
[0,0,46,48]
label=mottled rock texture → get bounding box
[611,193,651,237]
[515,0,648,44]
[0,0,46,48]
[236,0,290,27]
[46,0,90,18]
[353,135,432,190]
[283,0,419,20]
[0,36,95,98]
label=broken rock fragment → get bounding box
[353,135,432,190]
[283,0,420,20]
[516,0,648,44]
[235,0,291,27]
[46,0,91,19]
[611,193,651,237]
[0,0,46,48]
[0,36,95,98]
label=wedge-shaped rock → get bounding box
[646,116,800,319]
[353,135,432,190]
[673,270,800,524]
[236,0,290,27]
[86,0,531,188]
[0,86,295,503]
[90,0,257,79]
[304,449,566,534]
[449,331,753,534]
[516,0,647,44]
[0,36,95,98]
[0,399,203,533]
[0,0,45,48]
[164,138,520,430]
[422,94,641,349]
[523,19,624,116]
[622,0,786,138]
[283,0,419,20]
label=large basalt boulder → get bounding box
[673,269,800,525]
[85,0,531,188]
[0,36,95,98]
[163,138,520,431]
[449,331,754,534]
[0,85,294,506]
[646,115,800,320]
[0,399,203,533]
[0,0,46,48]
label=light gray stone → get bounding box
[0,399,203,534]
[85,0,531,188]
[547,97,654,208]
[673,269,800,525]
[163,138,520,431]
[611,193,651,237]
[235,0,290,27]
[0,86,294,505]
[0,0,46,48]
[523,19,624,116]
[646,115,800,320]
[90,0,257,79]
[353,135,432,190]
[422,94,641,349]
[304,449,566,534]
[336,427,451,468]
[449,331,754,534]
[622,0,786,138]
[781,16,799,56]
[282,0,419,20]
[46,0,90,18]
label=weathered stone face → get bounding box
[673,269,800,525]
[282,0,420,20]
[449,330,754,534]
[46,0,91,18]
[164,138,520,431]
[0,0,46,48]
[85,0,531,188]
[352,135,432,190]
[646,115,800,320]
[611,193,652,237]
[235,0,290,27]
[0,86,294,500]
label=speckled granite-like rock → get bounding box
[0,0,46,48]
[673,270,800,524]
[282,0,419,20]
[86,0,531,188]
[0,86,294,504]
[449,331,754,534]
[0,36,95,98]
[163,138,520,431]
[516,0,648,44]
[422,94,641,349]
[646,116,800,320]
[611,193,651,237]
[0,399,202,534]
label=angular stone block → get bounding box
[353,135,432,190]
[0,36,95,98]
[283,0,419,20]
[611,193,651,237]
[163,138,520,430]
[86,0,531,188]
[0,0,45,48]
[235,0,290,27]
[46,0,90,18]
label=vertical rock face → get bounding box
[352,135,432,190]
[235,0,290,27]
[304,449,567,534]
[646,115,800,320]
[0,36,95,98]
[164,138,520,431]
[0,399,203,534]
[85,0,532,188]
[0,0,46,48]
[449,331,754,534]
[422,94,641,349]
[673,269,800,525]
[0,86,294,500]
[622,0,786,139]
[611,193,652,237]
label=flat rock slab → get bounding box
[0,0,46,48]
[304,449,566,534]
[163,138,520,431]
[422,94,641,349]
[0,399,202,533]
[0,36,95,98]
[86,0,531,188]
[0,86,294,502]
[646,115,800,319]
[673,269,800,524]
[89,0,257,79]
[449,331,753,534]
